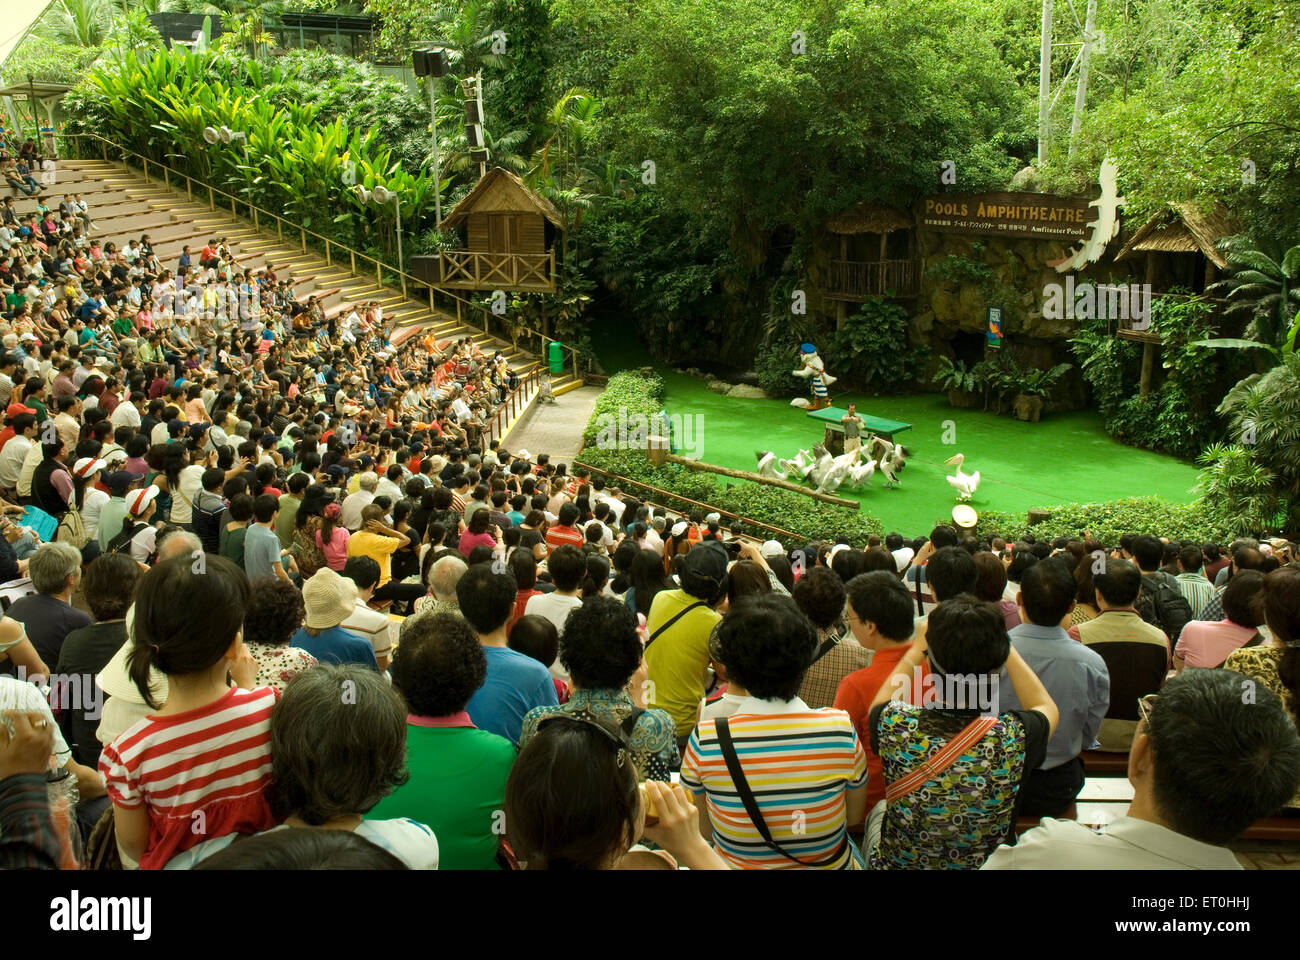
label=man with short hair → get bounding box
[340,471,377,532]
[1130,534,1192,640]
[902,524,961,616]
[982,669,1300,869]
[645,540,729,752]
[523,545,586,680]
[341,555,394,671]
[276,471,310,548]
[460,563,557,743]
[1069,559,1169,752]
[1174,545,1215,617]
[244,493,293,584]
[5,542,91,667]
[999,559,1110,816]
[1195,545,1266,622]
[544,502,585,550]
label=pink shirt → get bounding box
[1175,619,1259,668]
[317,524,350,571]
[458,530,498,555]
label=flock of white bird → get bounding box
[755,440,982,501]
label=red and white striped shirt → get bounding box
[450,492,466,515]
[99,686,279,870]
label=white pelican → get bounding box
[816,458,851,494]
[755,451,789,481]
[806,448,835,489]
[846,458,876,488]
[945,453,981,501]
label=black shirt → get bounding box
[7,594,92,670]
[55,620,128,767]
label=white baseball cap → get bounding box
[126,484,160,516]
[73,457,107,478]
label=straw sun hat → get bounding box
[302,568,357,630]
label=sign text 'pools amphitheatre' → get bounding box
[918,191,1093,241]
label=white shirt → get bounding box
[340,489,375,532]
[109,402,141,429]
[375,478,404,503]
[169,463,206,525]
[981,815,1242,870]
[81,487,110,537]
[342,598,393,659]
[16,441,43,497]
[0,676,72,767]
[0,433,32,487]
[523,592,584,681]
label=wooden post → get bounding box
[301,228,306,252]
[1139,341,1157,398]
[647,435,669,468]
[325,240,331,265]
[209,185,215,210]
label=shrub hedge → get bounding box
[964,497,1233,546]
[577,371,883,545]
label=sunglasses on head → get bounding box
[537,710,633,768]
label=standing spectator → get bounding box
[367,612,516,870]
[682,594,869,869]
[461,562,557,743]
[998,559,1109,816]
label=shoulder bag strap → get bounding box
[645,601,707,649]
[885,714,999,804]
[715,717,849,868]
[809,633,841,666]
[915,566,925,616]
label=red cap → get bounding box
[5,403,36,418]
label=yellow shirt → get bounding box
[643,588,722,738]
[346,530,402,587]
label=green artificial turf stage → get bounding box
[590,327,1201,536]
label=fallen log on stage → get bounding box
[659,453,860,510]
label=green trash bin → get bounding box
[547,340,565,374]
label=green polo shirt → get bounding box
[367,718,516,870]
[275,493,301,549]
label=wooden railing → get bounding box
[828,259,918,299]
[483,366,540,448]
[440,250,555,292]
[56,132,593,382]
[574,458,803,544]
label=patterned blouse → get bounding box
[1224,644,1300,809]
[518,687,680,782]
[248,642,318,691]
[868,701,1049,869]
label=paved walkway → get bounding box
[502,385,603,463]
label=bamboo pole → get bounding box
[659,454,860,510]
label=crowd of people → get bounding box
[2,155,1300,872]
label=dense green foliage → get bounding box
[577,372,883,545]
[973,498,1233,545]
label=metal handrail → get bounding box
[56,131,590,380]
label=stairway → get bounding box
[14,158,583,393]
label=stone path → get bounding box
[501,385,603,464]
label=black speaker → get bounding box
[470,149,488,164]
[428,50,448,77]
[466,124,482,148]
[465,101,481,124]
[413,50,431,76]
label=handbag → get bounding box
[715,717,850,867]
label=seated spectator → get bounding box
[460,562,557,743]
[793,565,869,709]
[53,553,139,768]
[507,547,541,628]
[523,543,585,678]
[505,716,726,870]
[834,571,924,817]
[1175,544,1215,618]
[682,594,868,869]
[1175,570,1267,671]
[368,612,516,870]
[6,542,91,668]
[165,664,438,869]
[911,545,979,644]
[290,567,378,670]
[99,556,276,870]
[983,669,1300,869]
[410,554,467,619]
[194,827,406,871]
[341,556,394,670]
[645,540,729,752]
[508,615,566,702]
[975,550,1020,629]
[902,524,960,616]
[999,559,1109,817]
[520,596,678,781]
[1196,544,1267,621]
[864,595,1059,869]
[347,504,423,612]
[242,578,316,690]
[1070,559,1170,752]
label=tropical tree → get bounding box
[1197,353,1300,536]
[37,0,117,47]
[1195,238,1300,361]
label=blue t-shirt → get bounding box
[466,646,558,744]
[243,523,283,582]
[290,624,378,670]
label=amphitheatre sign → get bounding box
[917,191,1092,241]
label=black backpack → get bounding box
[1137,571,1193,641]
[105,520,148,559]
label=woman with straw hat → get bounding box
[289,567,379,670]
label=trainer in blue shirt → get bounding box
[456,563,557,743]
[292,567,379,670]
[998,559,1110,818]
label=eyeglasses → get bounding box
[1137,693,1159,727]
